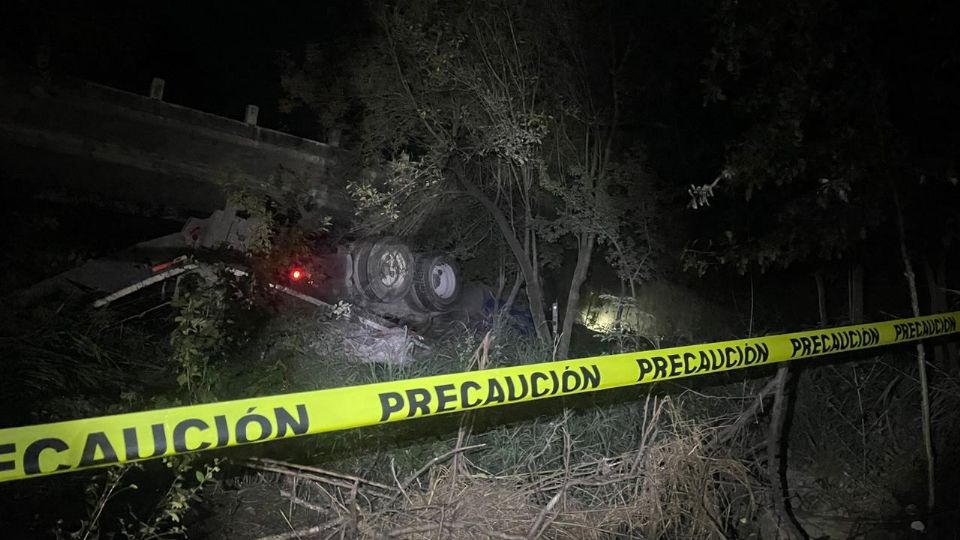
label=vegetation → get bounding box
[282,0,658,359]
[2,0,960,538]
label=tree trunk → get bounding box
[923,257,946,366]
[895,193,936,512]
[500,270,523,320]
[454,165,552,344]
[815,271,828,326]
[923,256,957,369]
[764,274,829,540]
[848,263,864,324]
[557,234,595,359]
[767,366,805,540]
[940,260,959,370]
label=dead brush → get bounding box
[474,398,757,539]
[624,401,755,539]
[236,333,756,539]
[247,396,754,540]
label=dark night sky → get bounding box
[2,0,959,184]
[2,1,373,134]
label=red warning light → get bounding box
[289,268,305,281]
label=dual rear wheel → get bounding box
[352,238,461,311]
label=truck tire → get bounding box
[407,253,461,312]
[350,239,372,298]
[353,238,413,302]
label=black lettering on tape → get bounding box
[652,356,668,379]
[436,384,457,412]
[405,388,432,417]
[790,338,802,358]
[485,379,506,405]
[711,349,724,370]
[668,354,682,378]
[275,405,310,438]
[173,419,211,453]
[724,347,737,368]
[379,392,404,422]
[636,358,653,382]
[122,424,168,461]
[580,365,601,389]
[757,343,769,363]
[531,372,549,397]
[79,432,119,468]
[836,332,848,351]
[683,352,696,374]
[0,443,15,472]
[561,367,580,392]
[24,438,70,475]
[549,371,561,395]
[697,351,711,373]
[506,375,529,400]
[235,409,273,443]
[461,381,482,408]
[214,415,230,446]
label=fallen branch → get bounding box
[384,520,524,540]
[526,480,571,538]
[279,489,325,513]
[251,457,397,492]
[708,376,780,450]
[398,444,487,493]
[246,461,394,499]
[254,517,344,540]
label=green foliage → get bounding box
[54,458,222,540]
[283,0,660,356]
[125,457,222,539]
[219,175,333,304]
[55,466,136,540]
[347,151,445,235]
[214,166,332,236]
[168,267,266,404]
[224,189,274,256]
[688,0,887,273]
[540,149,660,284]
[169,273,232,402]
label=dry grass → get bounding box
[245,398,754,540]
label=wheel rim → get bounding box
[430,262,457,299]
[377,248,409,288]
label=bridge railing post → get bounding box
[244,104,259,126]
[149,77,165,100]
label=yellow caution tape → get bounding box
[1,311,958,483]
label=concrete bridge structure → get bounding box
[0,64,352,218]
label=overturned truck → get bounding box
[182,205,463,326]
[17,204,465,342]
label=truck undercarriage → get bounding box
[10,204,473,362]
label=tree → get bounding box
[282,0,656,358]
[691,0,958,519]
[689,0,886,277]
[687,1,896,535]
